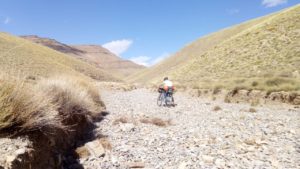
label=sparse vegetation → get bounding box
[213,106,222,111]
[251,81,258,87]
[0,32,119,81]
[250,99,260,106]
[113,116,129,125]
[213,85,222,95]
[140,117,171,127]
[224,96,231,103]
[99,137,112,150]
[127,5,300,93]
[249,108,257,113]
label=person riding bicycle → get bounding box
[157,77,175,106]
[158,77,175,104]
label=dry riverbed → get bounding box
[79,89,300,169]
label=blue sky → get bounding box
[0,0,299,66]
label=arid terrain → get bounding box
[72,89,300,168]
[0,3,299,169]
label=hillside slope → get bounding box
[0,33,119,81]
[128,5,300,91]
[72,45,145,77]
[21,35,145,78]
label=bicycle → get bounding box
[157,87,175,107]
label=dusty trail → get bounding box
[81,89,299,169]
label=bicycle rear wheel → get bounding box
[157,93,164,106]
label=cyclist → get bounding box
[158,77,175,106]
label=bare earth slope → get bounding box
[21,35,145,78]
[0,32,118,81]
[20,35,85,55]
[128,5,300,92]
[72,45,145,78]
[78,89,300,168]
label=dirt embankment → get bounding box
[184,88,300,106]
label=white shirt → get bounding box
[163,80,173,87]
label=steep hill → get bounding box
[21,36,145,78]
[128,4,300,91]
[0,32,119,81]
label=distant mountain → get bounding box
[21,36,145,78]
[127,4,300,92]
[1,33,119,81]
[71,45,145,77]
[20,35,84,55]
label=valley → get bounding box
[0,2,299,169]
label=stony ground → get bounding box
[80,89,299,169]
[0,137,31,168]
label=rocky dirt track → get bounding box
[80,89,300,169]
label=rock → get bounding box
[121,123,135,132]
[127,161,145,168]
[246,146,256,152]
[15,148,26,156]
[85,139,106,158]
[157,147,164,152]
[289,129,296,134]
[178,162,187,169]
[202,155,214,164]
[6,156,15,164]
[215,158,225,168]
[111,155,118,164]
[270,157,280,168]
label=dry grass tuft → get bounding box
[140,117,171,127]
[99,137,112,150]
[0,75,62,135]
[249,108,257,113]
[0,74,104,137]
[213,85,222,95]
[75,146,91,159]
[250,99,260,106]
[212,96,217,101]
[224,96,231,103]
[113,116,129,125]
[35,76,104,124]
[213,106,222,111]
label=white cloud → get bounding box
[227,9,240,15]
[3,17,11,24]
[262,0,287,7]
[129,52,170,67]
[151,52,170,65]
[102,39,133,56]
[129,56,151,66]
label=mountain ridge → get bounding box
[1,32,119,81]
[21,35,145,78]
